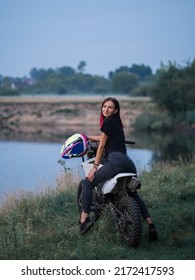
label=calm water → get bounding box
[1,129,194,204]
[0,141,153,203]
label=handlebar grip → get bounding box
[125,140,135,145]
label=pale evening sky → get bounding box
[0,0,195,78]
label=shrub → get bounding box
[186,110,195,124]
[0,88,20,96]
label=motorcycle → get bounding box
[60,133,142,247]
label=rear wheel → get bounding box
[117,196,142,247]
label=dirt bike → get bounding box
[77,141,142,248]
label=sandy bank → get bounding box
[0,95,152,142]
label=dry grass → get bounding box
[0,95,151,104]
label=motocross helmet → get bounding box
[60,133,90,159]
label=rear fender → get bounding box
[101,173,136,194]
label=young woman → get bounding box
[80,97,157,241]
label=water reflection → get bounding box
[0,128,194,204]
[0,141,153,203]
[155,134,194,162]
[132,131,195,164]
[1,126,194,164]
[0,141,62,202]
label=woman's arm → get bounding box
[87,132,108,182]
[88,135,101,142]
[94,132,107,166]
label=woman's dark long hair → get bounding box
[100,97,124,128]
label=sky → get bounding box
[0,0,195,78]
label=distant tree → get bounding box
[29,67,38,80]
[69,73,109,93]
[0,76,20,95]
[110,64,153,81]
[77,61,86,73]
[57,66,75,76]
[129,64,153,80]
[30,67,54,80]
[108,71,114,80]
[115,66,130,74]
[150,60,195,116]
[183,60,195,110]
[1,77,12,88]
[111,72,138,93]
[130,82,153,96]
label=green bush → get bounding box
[187,110,195,124]
[150,60,195,116]
[130,83,152,97]
[0,88,20,96]
[133,111,173,132]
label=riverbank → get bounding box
[0,159,194,259]
[0,95,152,142]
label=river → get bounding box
[0,128,194,205]
[0,140,154,203]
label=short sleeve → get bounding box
[100,118,112,136]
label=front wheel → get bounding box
[116,196,142,247]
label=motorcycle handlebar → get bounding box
[89,140,135,145]
[125,140,135,145]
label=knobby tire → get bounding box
[117,196,142,247]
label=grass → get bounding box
[0,159,195,260]
[0,95,151,104]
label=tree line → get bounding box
[0,59,195,126]
[133,60,195,131]
[0,62,152,95]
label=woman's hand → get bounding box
[87,168,96,182]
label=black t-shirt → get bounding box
[100,115,126,157]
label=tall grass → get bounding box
[0,159,195,260]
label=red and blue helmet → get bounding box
[60,133,90,159]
